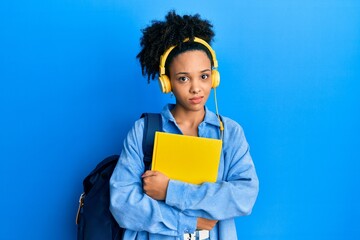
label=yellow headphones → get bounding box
[158,37,220,93]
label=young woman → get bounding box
[110,11,259,240]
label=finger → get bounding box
[141,170,151,178]
[142,170,156,178]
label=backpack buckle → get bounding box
[76,192,85,225]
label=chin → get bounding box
[188,105,206,112]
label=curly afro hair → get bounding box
[136,10,215,83]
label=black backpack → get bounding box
[76,113,162,240]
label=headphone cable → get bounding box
[213,87,224,140]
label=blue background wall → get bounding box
[1,1,359,239]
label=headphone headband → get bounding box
[159,37,218,75]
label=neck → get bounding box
[171,106,205,136]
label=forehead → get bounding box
[169,50,211,71]
[165,42,214,69]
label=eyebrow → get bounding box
[175,69,211,76]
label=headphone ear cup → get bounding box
[211,70,220,88]
[158,75,172,93]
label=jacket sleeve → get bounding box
[109,120,197,236]
[165,120,259,221]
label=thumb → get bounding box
[142,170,156,178]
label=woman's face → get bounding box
[168,50,212,113]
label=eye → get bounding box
[178,76,189,82]
[201,74,209,80]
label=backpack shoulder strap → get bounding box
[140,113,162,170]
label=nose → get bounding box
[190,88,200,94]
[189,80,201,94]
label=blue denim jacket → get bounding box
[110,104,259,239]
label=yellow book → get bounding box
[151,132,222,184]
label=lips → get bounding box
[189,96,203,104]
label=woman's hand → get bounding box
[196,217,218,230]
[142,170,170,200]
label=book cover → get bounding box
[151,132,222,184]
